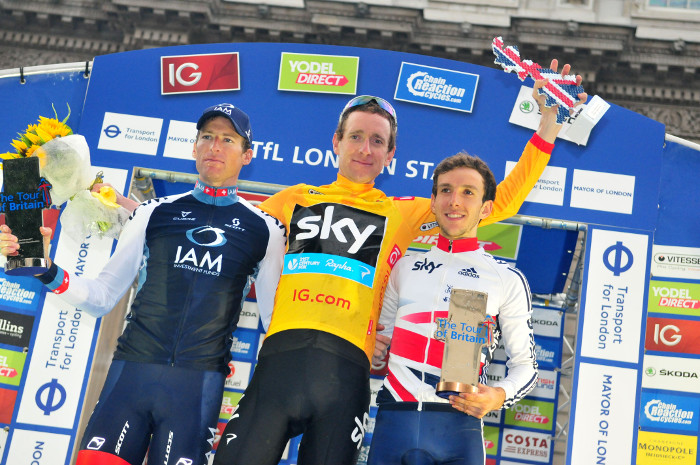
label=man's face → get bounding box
[430,167,493,240]
[193,116,253,187]
[333,111,396,184]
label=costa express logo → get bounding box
[645,317,700,355]
[288,204,385,266]
[501,430,550,460]
[161,52,240,94]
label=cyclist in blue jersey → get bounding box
[0,103,286,465]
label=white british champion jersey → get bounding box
[377,234,538,409]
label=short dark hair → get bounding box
[335,100,397,151]
[431,152,497,203]
[195,115,251,152]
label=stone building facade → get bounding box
[0,0,699,143]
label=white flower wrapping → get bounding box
[35,134,129,240]
[60,190,131,240]
[36,134,93,206]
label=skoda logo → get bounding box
[186,226,227,247]
[520,100,535,114]
[645,367,656,377]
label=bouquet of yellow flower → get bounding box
[1,105,129,239]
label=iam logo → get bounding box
[186,226,227,247]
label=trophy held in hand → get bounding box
[435,289,495,398]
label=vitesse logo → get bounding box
[288,204,385,266]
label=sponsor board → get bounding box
[645,317,700,355]
[639,390,699,433]
[237,300,260,330]
[219,391,243,421]
[580,228,649,363]
[0,348,27,387]
[533,337,562,370]
[648,280,700,317]
[278,52,358,94]
[15,167,126,429]
[483,425,500,456]
[500,428,551,463]
[5,429,71,465]
[0,310,33,348]
[230,328,258,360]
[532,307,563,338]
[0,387,17,423]
[369,377,383,408]
[394,62,478,112]
[570,363,638,465]
[0,276,42,310]
[651,244,700,281]
[504,399,555,432]
[637,430,697,465]
[486,362,505,385]
[162,120,198,159]
[528,369,558,400]
[98,112,163,155]
[483,408,501,424]
[410,223,521,260]
[570,169,635,214]
[161,52,240,95]
[0,426,7,458]
[642,354,700,394]
[505,162,567,206]
[508,85,590,145]
[224,360,252,391]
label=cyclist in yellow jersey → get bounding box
[213,61,586,465]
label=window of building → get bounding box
[649,0,700,9]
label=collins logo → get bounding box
[161,52,240,95]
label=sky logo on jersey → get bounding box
[394,62,479,112]
[284,253,375,287]
[288,204,385,267]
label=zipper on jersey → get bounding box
[169,203,216,366]
[420,249,452,410]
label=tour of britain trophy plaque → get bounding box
[435,289,494,398]
[2,156,52,276]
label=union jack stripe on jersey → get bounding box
[492,36,585,124]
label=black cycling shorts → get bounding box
[213,330,370,465]
[76,360,225,465]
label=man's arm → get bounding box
[482,60,587,226]
[254,215,287,332]
[0,203,148,318]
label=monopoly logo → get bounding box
[161,52,240,95]
[394,62,479,112]
[278,52,358,94]
[637,431,697,464]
